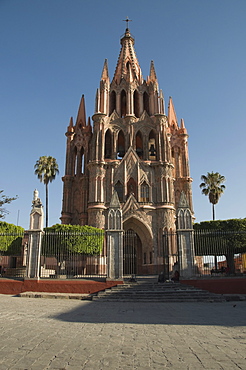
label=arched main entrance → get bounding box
[123,229,138,275]
[123,217,153,276]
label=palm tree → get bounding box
[200,171,226,221]
[34,156,59,228]
[200,171,226,270]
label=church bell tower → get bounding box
[61,23,193,274]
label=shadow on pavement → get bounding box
[53,300,246,327]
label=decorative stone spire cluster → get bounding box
[112,27,143,85]
[168,97,187,134]
[61,21,193,233]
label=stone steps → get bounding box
[93,282,226,302]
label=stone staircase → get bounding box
[93,279,226,302]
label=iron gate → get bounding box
[162,231,179,280]
[123,229,137,276]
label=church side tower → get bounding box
[61,95,92,225]
[168,98,193,212]
[61,25,194,275]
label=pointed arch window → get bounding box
[148,130,157,160]
[117,130,125,159]
[114,181,123,202]
[120,90,127,117]
[74,146,77,175]
[127,178,137,199]
[136,131,143,159]
[74,146,85,175]
[126,61,131,73]
[109,90,116,116]
[81,148,85,174]
[185,209,192,229]
[134,90,140,118]
[108,209,115,230]
[116,209,122,229]
[104,129,112,159]
[143,91,149,115]
[76,147,85,175]
[178,210,185,229]
[140,182,150,202]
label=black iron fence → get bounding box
[40,230,106,278]
[162,230,246,278]
[162,232,179,280]
[0,232,27,277]
[0,228,245,279]
[159,230,246,280]
[193,229,246,277]
[123,229,137,277]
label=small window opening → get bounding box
[120,90,127,117]
[140,182,149,202]
[143,91,149,115]
[134,90,140,118]
[115,181,123,202]
[127,178,137,199]
[148,130,157,160]
[105,130,112,159]
[117,130,125,159]
[109,91,116,116]
[136,131,143,159]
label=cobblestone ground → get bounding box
[0,294,245,369]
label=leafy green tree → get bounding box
[34,156,59,228]
[42,224,104,274]
[0,221,24,255]
[194,219,246,233]
[0,190,17,219]
[194,219,246,273]
[200,172,226,221]
[42,224,104,256]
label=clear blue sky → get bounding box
[1,0,246,229]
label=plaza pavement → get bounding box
[0,294,245,369]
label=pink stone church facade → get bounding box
[61,25,194,275]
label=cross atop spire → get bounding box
[123,16,132,29]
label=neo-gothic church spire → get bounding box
[148,60,158,83]
[101,59,110,82]
[168,96,178,129]
[61,23,194,244]
[76,95,86,126]
[112,26,143,85]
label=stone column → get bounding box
[106,191,123,280]
[176,191,195,278]
[26,190,44,279]
[177,230,194,278]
